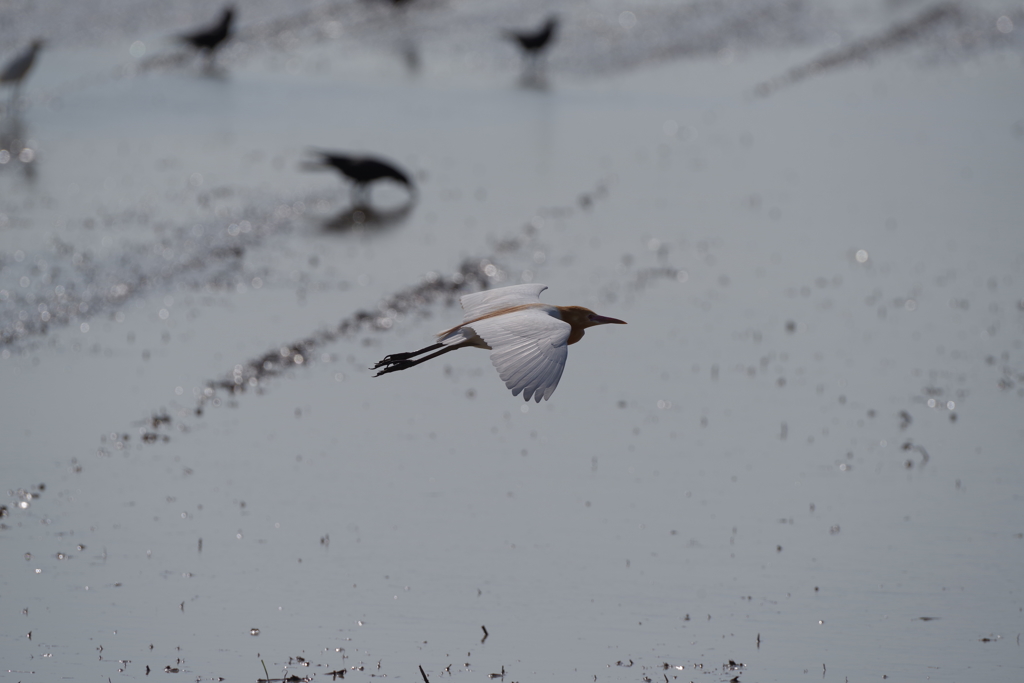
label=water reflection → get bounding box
[0,109,37,182]
[304,150,416,208]
[197,61,232,80]
[321,197,414,232]
[517,67,551,91]
[396,36,421,75]
[361,0,425,74]
[135,49,232,79]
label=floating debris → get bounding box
[901,441,931,468]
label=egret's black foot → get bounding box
[372,351,415,369]
[371,343,445,376]
[373,359,415,377]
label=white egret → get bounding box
[373,283,626,401]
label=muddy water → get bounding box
[3,1,1024,682]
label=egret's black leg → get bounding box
[372,342,444,370]
[373,344,464,377]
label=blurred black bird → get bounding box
[503,15,558,60]
[178,6,235,57]
[305,150,415,204]
[1,39,44,100]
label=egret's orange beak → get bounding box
[589,314,626,325]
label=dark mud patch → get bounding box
[0,215,250,352]
[0,188,342,352]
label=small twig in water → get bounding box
[419,665,430,683]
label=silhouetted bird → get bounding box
[1,39,44,99]
[503,15,558,60]
[178,6,235,57]
[305,150,414,204]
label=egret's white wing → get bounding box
[465,308,570,402]
[459,284,548,322]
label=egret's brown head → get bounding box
[559,306,627,329]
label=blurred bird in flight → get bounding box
[373,284,626,402]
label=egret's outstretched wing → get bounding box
[466,308,570,402]
[459,284,548,322]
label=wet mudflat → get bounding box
[2,1,1024,681]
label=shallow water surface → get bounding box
[2,1,1024,682]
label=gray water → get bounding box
[2,1,1023,681]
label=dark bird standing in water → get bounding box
[305,150,415,205]
[503,15,558,61]
[178,6,235,59]
[1,39,44,101]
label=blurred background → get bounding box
[2,1,1023,681]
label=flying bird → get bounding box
[178,6,235,57]
[305,150,415,204]
[373,283,626,402]
[503,15,558,61]
[1,39,44,98]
